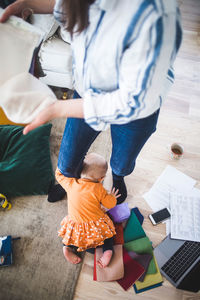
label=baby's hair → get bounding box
[81,153,108,181]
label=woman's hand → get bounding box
[23,102,56,135]
[0,0,55,23]
[23,98,84,135]
[0,0,28,22]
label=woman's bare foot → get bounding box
[63,246,82,264]
[97,250,113,268]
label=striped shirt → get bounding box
[54,0,182,131]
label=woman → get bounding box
[0,0,182,203]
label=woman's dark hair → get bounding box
[62,0,95,36]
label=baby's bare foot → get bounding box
[97,250,113,268]
[63,246,82,264]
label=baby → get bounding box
[56,152,120,268]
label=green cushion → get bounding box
[124,237,157,274]
[0,124,54,197]
[123,210,146,243]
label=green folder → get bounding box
[124,237,156,274]
[124,210,146,243]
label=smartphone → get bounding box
[148,208,171,225]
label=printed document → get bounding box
[170,189,200,242]
[143,165,196,212]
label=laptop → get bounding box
[154,235,200,292]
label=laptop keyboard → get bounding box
[161,241,200,283]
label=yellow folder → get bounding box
[135,254,163,290]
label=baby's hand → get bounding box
[110,187,121,199]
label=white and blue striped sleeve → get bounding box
[53,0,67,26]
[83,9,178,131]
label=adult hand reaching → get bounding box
[23,102,56,135]
[0,0,55,23]
[23,98,84,135]
[0,0,28,22]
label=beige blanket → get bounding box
[0,8,57,124]
[0,72,57,124]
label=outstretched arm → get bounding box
[0,0,55,22]
[0,0,83,135]
[23,98,84,135]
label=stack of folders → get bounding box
[93,209,163,293]
[123,209,163,293]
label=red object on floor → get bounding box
[93,250,97,280]
[113,222,124,245]
[117,247,145,290]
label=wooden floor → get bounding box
[74,1,200,299]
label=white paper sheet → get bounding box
[165,188,200,235]
[170,190,200,242]
[143,165,196,212]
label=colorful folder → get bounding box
[124,210,146,243]
[117,247,145,290]
[113,222,124,245]
[124,237,156,274]
[134,254,163,292]
[133,282,162,293]
[127,251,152,282]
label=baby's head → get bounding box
[81,153,108,182]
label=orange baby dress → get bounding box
[56,169,117,252]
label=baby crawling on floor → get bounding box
[56,152,120,268]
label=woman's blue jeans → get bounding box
[58,91,159,178]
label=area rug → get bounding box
[0,118,76,300]
[0,115,112,300]
[0,194,83,300]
